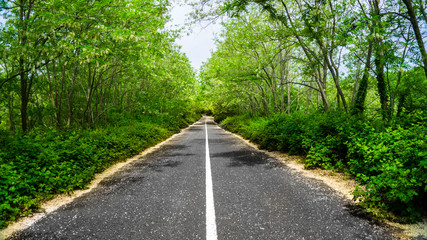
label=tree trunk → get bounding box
[306,81,313,113]
[279,52,285,113]
[56,61,65,130]
[317,38,348,112]
[336,91,340,109]
[328,57,348,112]
[20,58,29,133]
[318,61,331,111]
[390,29,409,115]
[19,2,28,132]
[418,0,427,23]
[352,42,373,115]
[402,0,427,79]
[373,0,389,119]
[256,82,270,116]
[270,64,278,113]
[351,52,363,105]
[8,93,15,132]
[67,62,78,127]
[375,47,389,118]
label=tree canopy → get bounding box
[196,0,427,120]
[0,0,198,133]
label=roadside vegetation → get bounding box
[195,0,427,222]
[0,0,201,228]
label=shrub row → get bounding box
[219,111,427,222]
[0,113,200,229]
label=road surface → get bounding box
[7,116,392,239]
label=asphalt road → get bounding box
[7,116,393,240]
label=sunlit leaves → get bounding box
[0,0,197,132]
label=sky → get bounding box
[167,2,222,72]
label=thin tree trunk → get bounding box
[256,82,269,116]
[8,92,15,132]
[306,81,313,113]
[19,1,28,132]
[402,0,427,79]
[318,61,330,111]
[418,0,427,23]
[56,61,65,130]
[317,39,348,112]
[352,41,373,115]
[287,80,291,113]
[67,62,78,127]
[351,52,363,105]
[279,51,286,113]
[270,64,278,113]
[390,28,410,115]
[20,58,29,132]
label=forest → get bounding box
[0,0,426,229]
[196,0,427,223]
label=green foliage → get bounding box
[219,114,268,143]
[396,67,427,116]
[302,111,353,170]
[347,122,427,222]
[220,111,427,222]
[259,113,308,155]
[0,114,199,229]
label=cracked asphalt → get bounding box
[7,116,393,239]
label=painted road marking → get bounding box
[205,119,218,240]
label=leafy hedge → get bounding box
[0,113,200,229]
[219,111,427,223]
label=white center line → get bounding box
[205,119,218,240]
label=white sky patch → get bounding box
[167,2,221,72]
[0,15,6,26]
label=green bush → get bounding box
[348,124,427,222]
[256,113,308,154]
[302,111,359,170]
[219,115,269,143]
[244,117,269,143]
[220,115,248,133]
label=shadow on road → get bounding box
[185,126,202,131]
[211,150,281,168]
